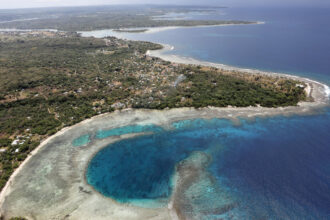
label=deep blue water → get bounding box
[86,111,330,218]
[82,6,330,219]
[87,125,208,205]
[81,7,330,84]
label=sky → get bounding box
[0,0,329,9]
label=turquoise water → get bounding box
[86,110,330,218]
[82,6,330,219]
[95,124,164,139]
[72,134,90,147]
[73,124,163,147]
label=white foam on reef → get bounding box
[324,84,330,97]
[80,23,326,103]
[147,43,330,105]
[1,21,329,220]
[1,105,329,219]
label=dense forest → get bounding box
[0,31,306,192]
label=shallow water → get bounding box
[80,7,330,85]
[72,134,90,147]
[95,124,164,139]
[86,109,330,218]
[82,6,330,219]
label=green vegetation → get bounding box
[0,31,306,193]
[0,6,255,31]
[169,69,306,108]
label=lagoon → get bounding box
[1,6,330,220]
[81,6,330,219]
[86,112,330,219]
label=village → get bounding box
[0,30,306,192]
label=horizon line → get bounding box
[0,3,226,11]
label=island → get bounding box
[0,5,329,220]
[0,6,256,31]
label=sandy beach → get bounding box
[0,27,329,220]
[113,21,264,34]
[147,44,330,104]
[0,101,329,219]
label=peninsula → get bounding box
[0,5,329,220]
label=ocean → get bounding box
[81,6,330,84]
[83,6,330,219]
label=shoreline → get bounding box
[0,112,111,210]
[0,125,75,206]
[79,24,329,105]
[0,21,263,35]
[110,21,264,34]
[0,106,329,219]
[0,25,329,219]
[147,44,330,106]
